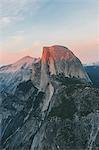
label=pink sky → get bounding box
[0,38,98,65]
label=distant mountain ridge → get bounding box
[0,56,40,93]
[85,65,99,88]
[0,56,40,72]
[84,62,99,66]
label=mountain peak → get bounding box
[42,45,74,63]
[0,56,40,72]
[40,45,91,91]
[13,56,33,66]
[0,56,40,93]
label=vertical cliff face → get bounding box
[39,45,91,114]
[40,45,91,91]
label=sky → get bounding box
[0,0,99,65]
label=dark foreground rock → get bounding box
[0,78,99,150]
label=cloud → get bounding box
[0,16,11,28]
[0,0,43,28]
[1,16,11,24]
[0,0,40,16]
[0,16,24,29]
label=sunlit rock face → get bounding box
[40,45,91,91]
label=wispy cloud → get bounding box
[0,0,41,16]
[0,0,43,28]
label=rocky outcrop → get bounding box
[39,45,91,114]
[1,78,99,150]
[30,75,99,150]
[31,59,41,89]
[1,45,98,150]
[40,45,91,92]
[0,56,40,94]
